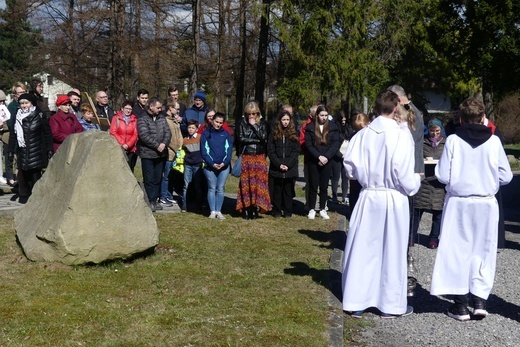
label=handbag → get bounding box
[339,139,349,156]
[231,147,246,177]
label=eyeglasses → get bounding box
[99,95,108,99]
[123,107,133,111]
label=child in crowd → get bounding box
[430,97,512,321]
[160,97,183,206]
[78,103,100,131]
[342,90,421,318]
[181,120,204,212]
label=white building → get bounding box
[34,72,74,112]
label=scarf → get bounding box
[15,106,36,148]
[430,136,442,149]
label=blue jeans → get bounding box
[203,166,230,212]
[161,160,174,200]
[183,164,202,210]
[410,208,442,244]
[142,157,166,203]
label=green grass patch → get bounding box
[505,144,520,170]
[0,212,349,346]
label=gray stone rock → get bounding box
[507,154,518,163]
[15,131,159,265]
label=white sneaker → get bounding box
[319,210,330,219]
[209,211,217,219]
[215,212,226,220]
[0,177,6,185]
[307,209,316,220]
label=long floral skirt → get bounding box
[236,154,272,213]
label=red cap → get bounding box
[56,95,71,106]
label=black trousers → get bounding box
[269,176,295,214]
[307,161,333,211]
[19,168,42,197]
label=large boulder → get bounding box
[15,131,159,265]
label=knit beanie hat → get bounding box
[18,93,38,106]
[0,90,6,101]
[428,118,443,129]
[194,91,206,103]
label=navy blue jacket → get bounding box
[201,126,233,170]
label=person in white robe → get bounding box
[430,97,512,321]
[342,90,421,318]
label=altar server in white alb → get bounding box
[430,97,512,321]
[341,90,421,319]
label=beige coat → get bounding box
[165,114,183,161]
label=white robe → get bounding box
[430,134,512,299]
[342,116,421,314]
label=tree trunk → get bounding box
[109,0,126,106]
[234,0,247,121]
[67,0,77,82]
[189,0,201,98]
[254,0,271,114]
[153,3,161,96]
[132,0,141,94]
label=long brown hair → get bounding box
[273,110,298,141]
[314,105,329,146]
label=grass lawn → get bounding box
[0,210,346,346]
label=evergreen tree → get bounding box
[0,0,42,90]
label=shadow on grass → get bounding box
[285,228,346,302]
[284,261,343,303]
[297,229,345,250]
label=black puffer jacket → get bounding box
[414,137,446,210]
[237,118,269,155]
[304,121,340,163]
[267,133,300,178]
[137,112,172,159]
[8,108,53,170]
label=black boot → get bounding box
[242,209,249,220]
[249,206,257,219]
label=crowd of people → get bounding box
[0,79,513,322]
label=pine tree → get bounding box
[0,0,42,90]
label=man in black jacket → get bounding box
[94,90,115,125]
[137,97,172,212]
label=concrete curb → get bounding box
[328,214,346,346]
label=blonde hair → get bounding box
[11,82,26,95]
[244,101,261,122]
[351,113,370,131]
[395,104,416,131]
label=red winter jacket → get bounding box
[110,111,139,153]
